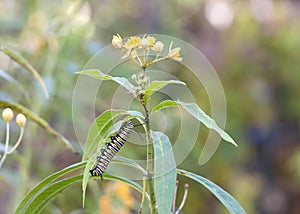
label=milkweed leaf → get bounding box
[177,169,246,214]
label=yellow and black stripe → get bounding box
[89,120,134,180]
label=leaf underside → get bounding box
[152,131,177,214]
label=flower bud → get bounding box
[132,74,137,80]
[142,78,148,84]
[140,38,149,49]
[112,34,123,49]
[2,108,13,122]
[152,41,164,52]
[137,79,142,85]
[138,73,145,79]
[16,113,26,127]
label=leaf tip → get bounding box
[82,188,86,208]
[227,136,238,147]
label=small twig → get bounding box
[175,184,189,214]
[7,127,24,155]
[172,180,179,213]
[0,122,10,168]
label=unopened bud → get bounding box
[132,74,137,80]
[138,73,145,79]
[142,78,148,84]
[137,79,142,85]
[152,41,164,52]
[140,38,149,49]
[16,114,26,127]
[2,108,13,122]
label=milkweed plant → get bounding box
[14,34,246,214]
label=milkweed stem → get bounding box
[7,127,24,155]
[0,122,10,168]
[140,82,157,214]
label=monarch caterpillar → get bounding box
[89,120,134,180]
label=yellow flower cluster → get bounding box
[112,34,183,69]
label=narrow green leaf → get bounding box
[144,80,186,102]
[82,153,98,207]
[82,109,144,160]
[0,45,49,98]
[24,175,83,214]
[77,69,135,93]
[82,110,124,206]
[82,155,148,207]
[16,161,147,214]
[23,173,148,214]
[152,100,237,146]
[0,100,77,153]
[82,110,144,206]
[82,154,134,207]
[151,100,179,113]
[15,162,86,214]
[151,131,177,214]
[177,101,237,146]
[82,109,127,161]
[177,169,246,214]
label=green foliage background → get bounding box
[1,0,300,213]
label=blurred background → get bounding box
[1,0,300,213]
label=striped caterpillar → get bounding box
[89,120,134,180]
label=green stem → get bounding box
[0,122,10,168]
[7,127,24,155]
[142,101,157,214]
